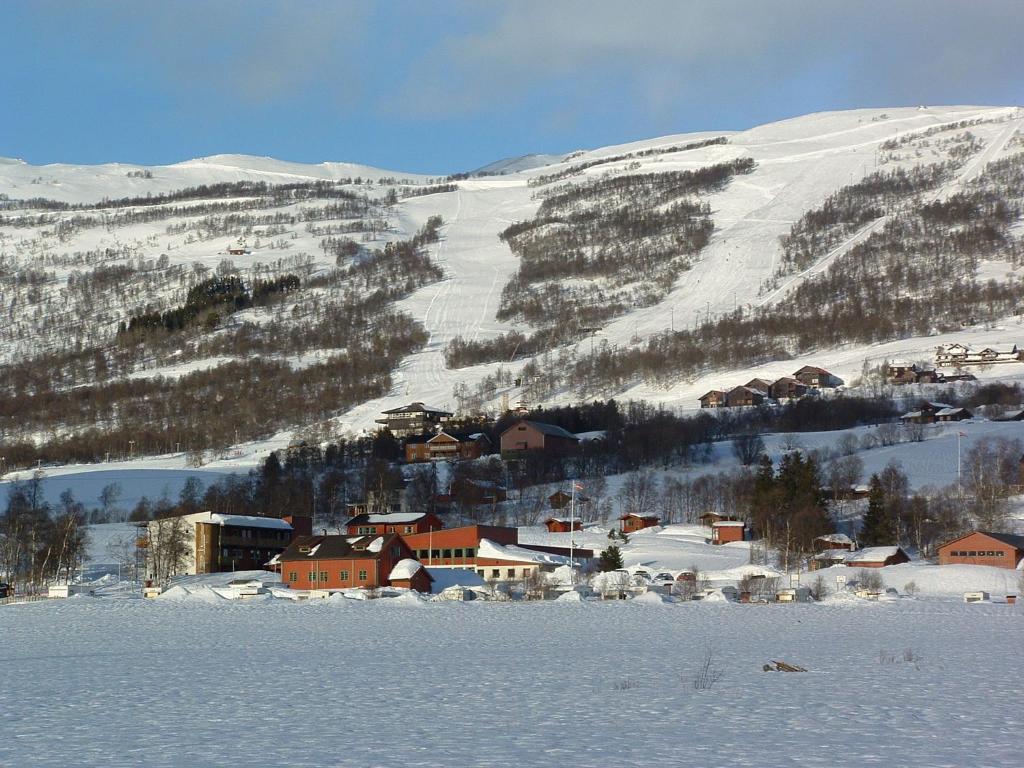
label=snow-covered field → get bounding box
[1,594,1020,767]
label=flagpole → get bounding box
[957,431,962,497]
[569,483,575,585]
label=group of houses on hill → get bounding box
[935,343,1022,369]
[376,402,581,463]
[699,366,843,409]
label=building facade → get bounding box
[375,402,453,438]
[937,531,1024,569]
[499,420,579,455]
[145,512,294,579]
[278,533,414,590]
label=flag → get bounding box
[958,431,966,437]
[573,482,584,490]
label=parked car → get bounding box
[0,583,12,599]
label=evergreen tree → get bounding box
[598,545,624,572]
[859,474,897,546]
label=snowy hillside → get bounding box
[3,105,1024,467]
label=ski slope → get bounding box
[2,105,1023,447]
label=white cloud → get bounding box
[390,0,1024,120]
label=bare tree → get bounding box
[732,433,766,466]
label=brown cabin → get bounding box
[699,390,728,408]
[769,377,809,401]
[793,366,842,389]
[726,386,766,408]
[744,378,772,394]
[900,401,972,425]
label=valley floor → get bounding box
[1,595,1020,767]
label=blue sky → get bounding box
[3,0,1022,173]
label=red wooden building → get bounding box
[937,531,1024,569]
[278,533,415,590]
[404,431,491,463]
[620,513,660,534]
[387,559,433,592]
[344,512,444,537]
[845,546,910,568]
[711,520,746,544]
[544,518,582,533]
[499,420,579,456]
[401,525,519,569]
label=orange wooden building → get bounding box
[937,531,1024,569]
[711,520,746,544]
[620,513,660,533]
[544,518,582,533]
[401,525,517,568]
[278,533,414,590]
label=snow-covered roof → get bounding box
[509,420,578,440]
[381,401,452,415]
[187,512,292,530]
[847,546,903,563]
[813,550,849,561]
[359,512,428,524]
[935,407,969,417]
[712,521,745,527]
[477,538,572,566]
[389,559,425,580]
[816,533,854,545]
[366,537,384,553]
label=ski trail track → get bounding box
[330,106,1020,430]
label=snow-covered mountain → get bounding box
[2,105,1023,463]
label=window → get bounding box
[319,571,328,582]
[387,526,395,533]
[391,545,402,557]
[358,526,374,535]
[491,569,500,578]
[465,548,475,558]
[968,551,977,557]
[404,526,414,534]
[431,549,441,560]
[308,572,316,582]
[443,549,452,559]
[996,550,1005,557]
[340,570,349,581]
[477,570,485,577]
[507,569,516,578]
[418,549,429,559]
[288,571,297,582]
[358,570,368,581]
[454,548,464,558]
